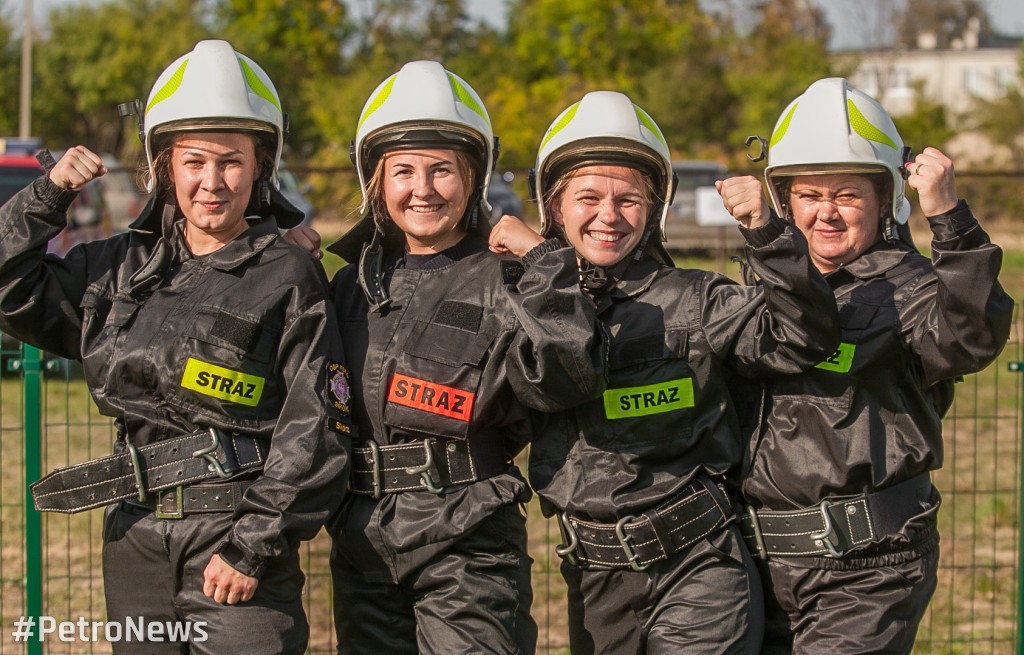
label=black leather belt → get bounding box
[125,480,254,519]
[739,474,934,559]
[348,437,510,497]
[555,477,733,571]
[31,428,267,514]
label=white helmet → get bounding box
[141,40,284,193]
[764,77,911,224]
[352,60,496,216]
[533,91,675,247]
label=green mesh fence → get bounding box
[0,314,1021,653]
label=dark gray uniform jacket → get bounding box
[529,214,840,521]
[744,201,1013,530]
[0,176,352,577]
[330,234,605,582]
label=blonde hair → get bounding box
[543,165,659,232]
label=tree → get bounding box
[32,0,208,159]
[0,9,22,137]
[896,0,992,50]
[721,0,836,164]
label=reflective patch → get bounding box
[387,373,474,422]
[603,378,694,419]
[815,343,856,373]
[328,362,351,413]
[181,358,264,407]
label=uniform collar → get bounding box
[172,217,280,272]
[824,240,914,282]
[600,256,662,300]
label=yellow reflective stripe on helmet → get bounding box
[447,73,489,126]
[603,378,694,419]
[539,102,580,153]
[357,75,397,134]
[769,102,798,148]
[847,100,897,150]
[240,59,281,110]
[814,342,856,373]
[635,107,669,151]
[146,60,189,113]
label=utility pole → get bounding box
[19,0,33,139]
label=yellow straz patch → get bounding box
[603,378,695,419]
[815,343,856,373]
[181,358,265,407]
[387,373,475,421]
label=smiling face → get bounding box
[380,149,472,254]
[550,165,651,268]
[787,173,885,273]
[169,132,257,255]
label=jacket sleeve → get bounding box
[0,176,89,358]
[218,292,353,578]
[902,200,1013,383]
[704,212,841,376]
[504,239,607,412]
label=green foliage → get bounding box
[33,0,208,158]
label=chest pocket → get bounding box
[385,305,496,441]
[577,329,696,451]
[773,303,884,410]
[171,308,281,425]
[79,291,136,399]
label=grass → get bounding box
[1,224,1022,653]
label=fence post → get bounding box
[21,343,42,655]
[1010,359,1024,655]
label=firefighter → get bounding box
[732,77,1013,654]
[0,40,351,654]
[317,61,605,654]
[487,90,840,654]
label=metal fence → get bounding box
[0,310,1021,653]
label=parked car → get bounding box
[487,171,524,222]
[663,160,745,255]
[0,142,92,377]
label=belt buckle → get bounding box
[810,500,846,557]
[125,440,147,503]
[744,506,768,560]
[555,514,580,565]
[404,438,444,494]
[192,428,235,479]
[615,515,650,572]
[155,486,184,519]
[367,440,383,499]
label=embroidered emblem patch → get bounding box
[603,377,695,419]
[387,373,475,421]
[327,362,351,412]
[181,358,264,407]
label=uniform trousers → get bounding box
[758,534,939,655]
[102,501,308,655]
[561,523,763,655]
[331,502,536,654]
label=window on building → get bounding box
[963,67,984,96]
[889,67,912,97]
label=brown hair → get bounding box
[147,131,274,194]
[363,149,477,228]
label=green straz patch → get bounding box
[815,343,856,373]
[181,358,265,407]
[603,378,695,419]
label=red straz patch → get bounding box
[387,373,475,422]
